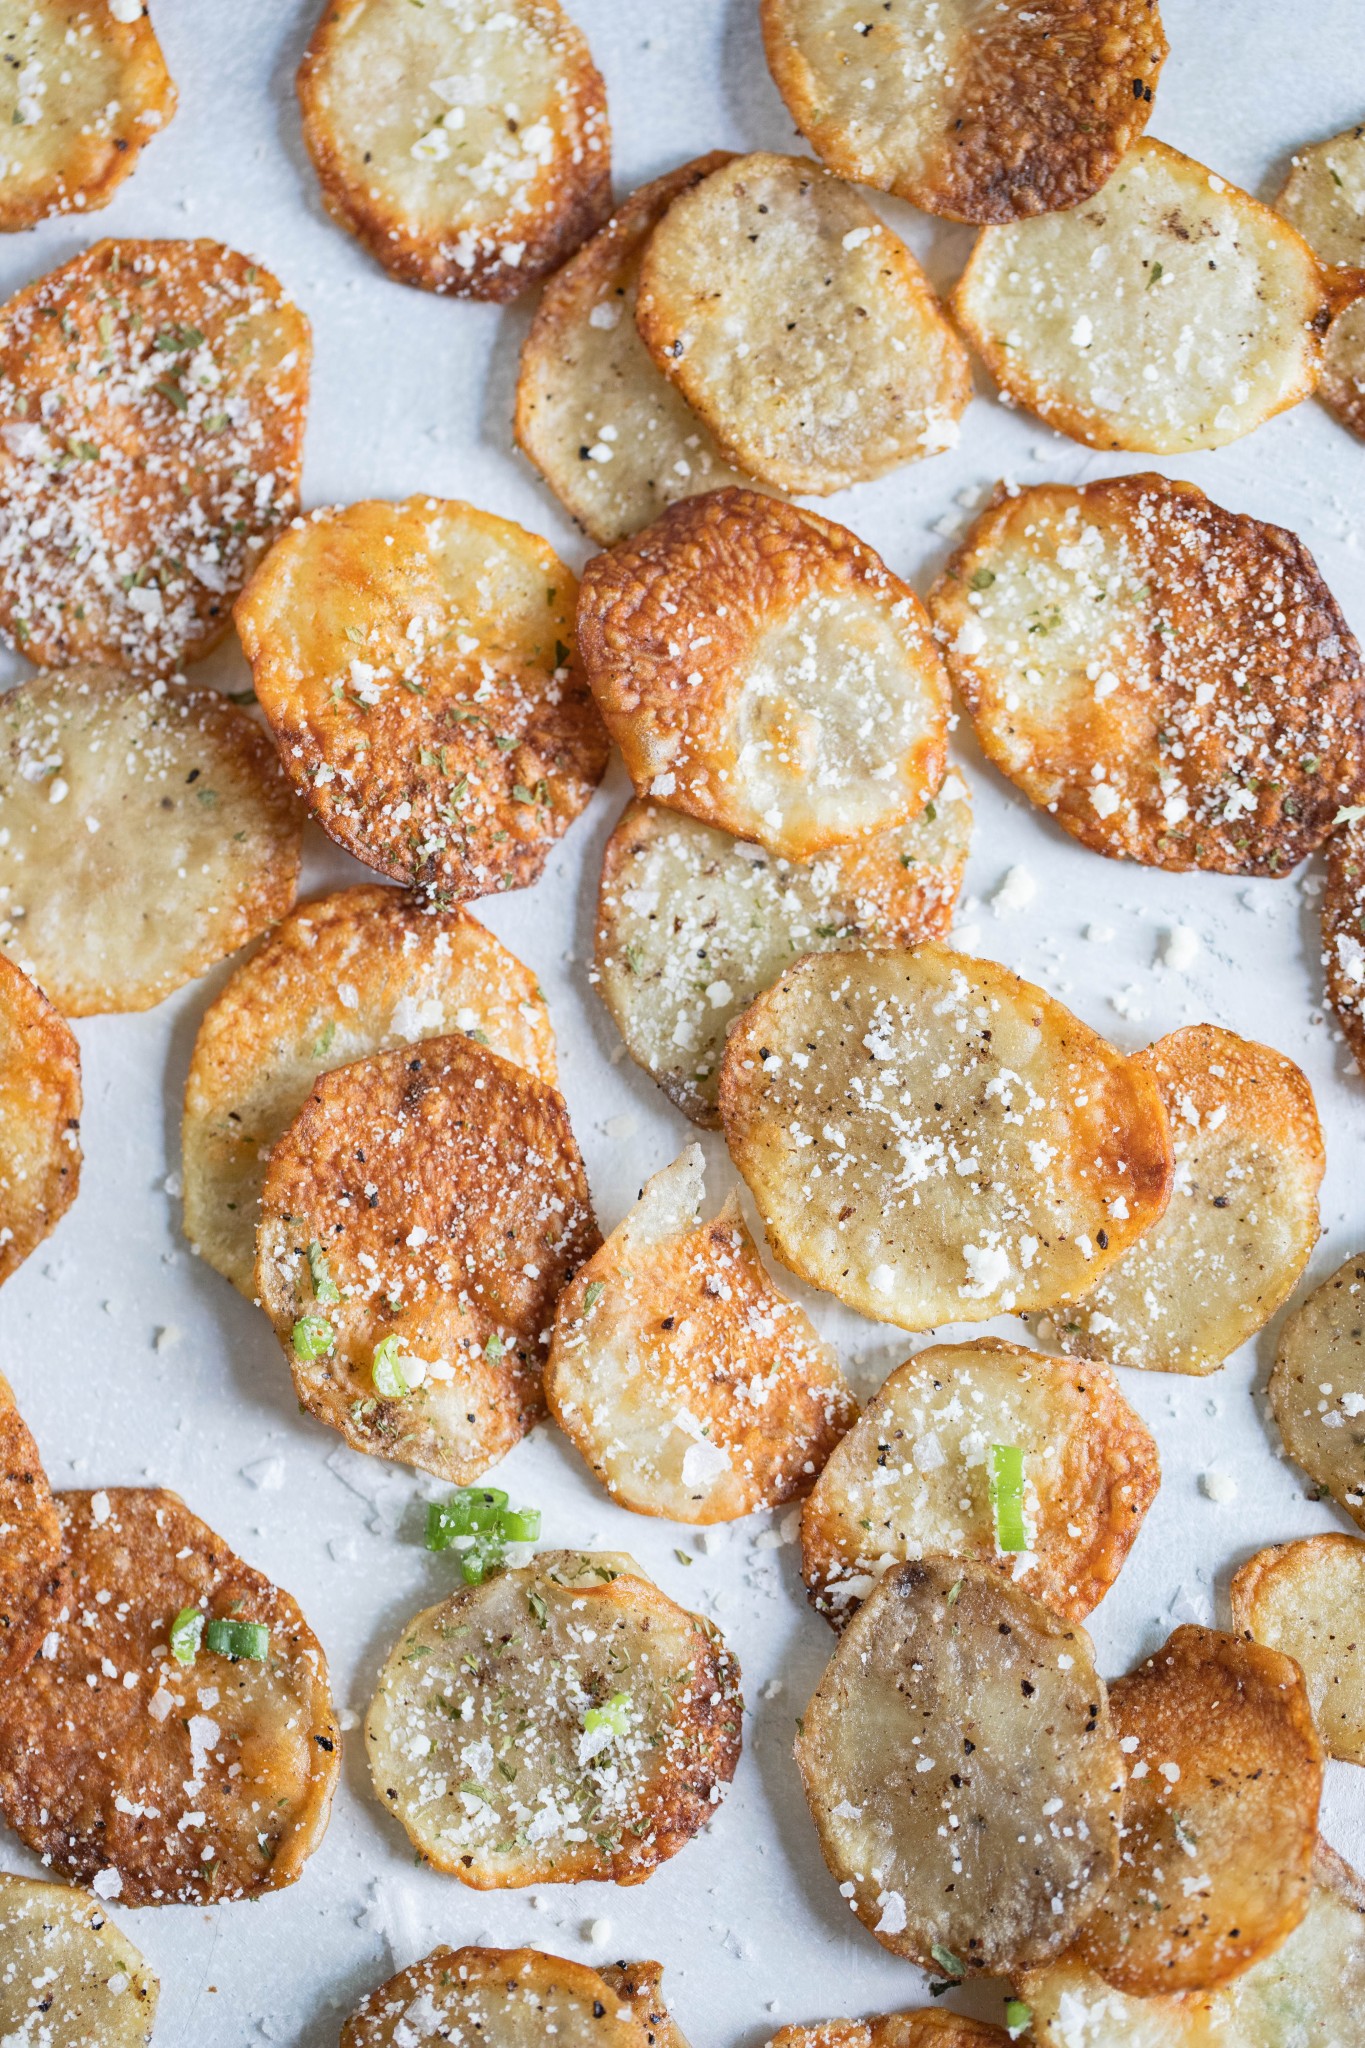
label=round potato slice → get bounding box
[0,950,80,1282]
[0,1368,66,1687]
[364,1549,742,1886]
[1056,1026,1323,1376]
[0,1487,340,1906]
[953,139,1361,453]
[183,885,556,1297]
[0,238,309,674]
[0,1873,158,2047]
[0,667,302,1016]
[719,945,1173,1331]
[634,153,971,494]
[340,1946,673,2048]
[1268,1253,1365,1529]
[1278,126,1365,442]
[796,1557,1122,1977]
[800,1338,1158,1627]
[297,0,610,303]
[932,474,1365,877]
[578,489,951,863]
[1231,1536,1365,1768]
[771,2017,1009,2048]
[594,783,971,1127]
[237,497,608,899]
[1325,816,1365,1078]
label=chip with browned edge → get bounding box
[0,949,80,1281]
[1325,815,1365,1076]
[340,1946,686,2048]
[0,1369,65,1687]
[0,1872,158,2048]
[1268,1252,1365,1530]
[1278,125,1365,442]
[1232,1536,1365,1767]
[769,2017,1009,2048]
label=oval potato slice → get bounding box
[0,1873,158,2047]
[634,153,971,493]
[931,474,1365,876]
[0,1487,340,1906]
[771,2020,1008,2048]
[796,1557,1122,1976]
[182,884,556,1297]
[1269,1252,1365,1529]
[1325,816,1365,1078]
[237,497,608,899]
[578,489,951,862]
[719,945,1173,1330]
[364,1549,742,1886]
[0,667,303,1016]
[1278,125,1365,441]
[339,1946,671,2048]
[0,950,80,1282]
[1057,1026,1323,1376]
[0,1368,66,1687]
[1231,1535,1365,1767]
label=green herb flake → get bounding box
[527,1589,549,1630]
[930,1944,964,1980]
[583,1279,605,1314]
[968,568,995,591]
[307,1241,340,1305]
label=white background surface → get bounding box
[2,3,1364,2042]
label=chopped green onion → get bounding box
[1004,2000,1032,2040]
[930,1944,964,1980]
[457,1530,507,1585]
[169,1606,203,1666]
[990,1442,1027,1553]
[372,1335,412,1397]
[307,1240,340,1304]
[291,1315,334,1361]
[498,1507,541,1543]
[205,1618,269,1661]
[583,1691,631,1739]
[426,1490,541,1580]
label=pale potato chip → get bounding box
[1269,1251,1365,1529]
[796,1557,1121,1976]
[1057,1026,1323,1376]
[297,0,610,302]
[931,474,1365,876]
[182,884,556,1297]
[0,667,303,1016]
[340,1946,668,2048]
[1325,816,1365,1078]
[1231,1536,1365,1767]
[578,489,951,862]
[1278,125,1365,441]
[0,950,80,1282]
[237,497,608,899]
[800,1337,1158,1627]
[547,1144,856,1523]
[634,153,971,493]
[769,2014,1009,2048]
[719,946,1173,1330]
[594,784,971,1126]
[0,1368,66,1687]
[364,1549,742,1886]
[0,1873,158,2047]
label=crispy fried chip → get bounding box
[760,0,1166,225]
[931,474,1365,876]
[1071,1625,1323,1994]
[340,1946,666,2048]
[182,885,556,1297]
[770,2017,1009,2048]
[953,139,1360,453]
[1325,816,1365,1076]
[634,153,971,493]
[1231,1536,1365,1767]
[1278,126,1365,441]
[297,0,610,302]
[364,1549,742,1886]
[1057,1026,1323,1375]
[0,950,80,1281]
[578,490,951,862]
[719,946,1173,1330]
[547,1144,856,1523]
[0,1873,158,2047]
[0,1487,339,1906]
[0,238,308,673]
[256,1035,598,1484]
[594,783,970,1126]
[0,667,302,1016]
[0,1369,65,1687]
[800,1338,1158,1628]
[237,497,608,898]
[796,1557,1121,1976]
[1270,1252,1365,1528]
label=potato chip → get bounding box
[594,783,971,1126]
[0,1873,158,2047]
[339,1946,671,2048]
[578,490,951,862]
[297,0,610,302]
[760,0,1166,224]
[0,1368,65,1687]
[1231,1536,1365,1767]
[953,139,1362,453]
[0,238,309,674]
[800,1337,1158,1627]
[796,1557,1121,1976]
[1269,1252,1365,1528]
[256,1035,598,1484]
[0,950,80,1282]
[931,474,1365,876]
[0,667,303,1016]
[182,884,556,1297]
[237,497,608,899]
[1056,1026,1323,1376]
[770,2016,1009,2048]
[364,1549,742,1886]
[1071,1624,1323,1994]
[547,1144,856,1523]
[719,945,1173,1330]
[1325,816,1365,1077]
[0,1487,340,1906]
[1278,126,1365,441]
[634,153,971,493]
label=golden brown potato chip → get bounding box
[634,153,971,494]
[182,884,556,1297]
[340,1946,667,2048]
[800,1337,1158,1627]
[719,945,1173,1330]
[0,667,303,1016]
[796,1557,1121,1977]
[364,1549,742,1886]
[1231,1536,1365,1767]
[1278,125,1365,441]
[760,0,1166,225]
[256,1035,598,1484]
[297,0,610,303]
[0,1487,340,1906]
[1071,1625,1323,1995]
[547,1144,856,1523]
[597,1962,691,2048]
[0,238,309,674]
[1325,816,1365,1077]
[931,474,1365,877]
[0,1873,158,2047]
[1057,1026,1323,1376]
[0,949,80,1281]
[1269,1252,1365,1529]
[770,2016,1009,2048]
[578,489,951,862]
[237,497,608,899]
[0,1368,65,1688]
